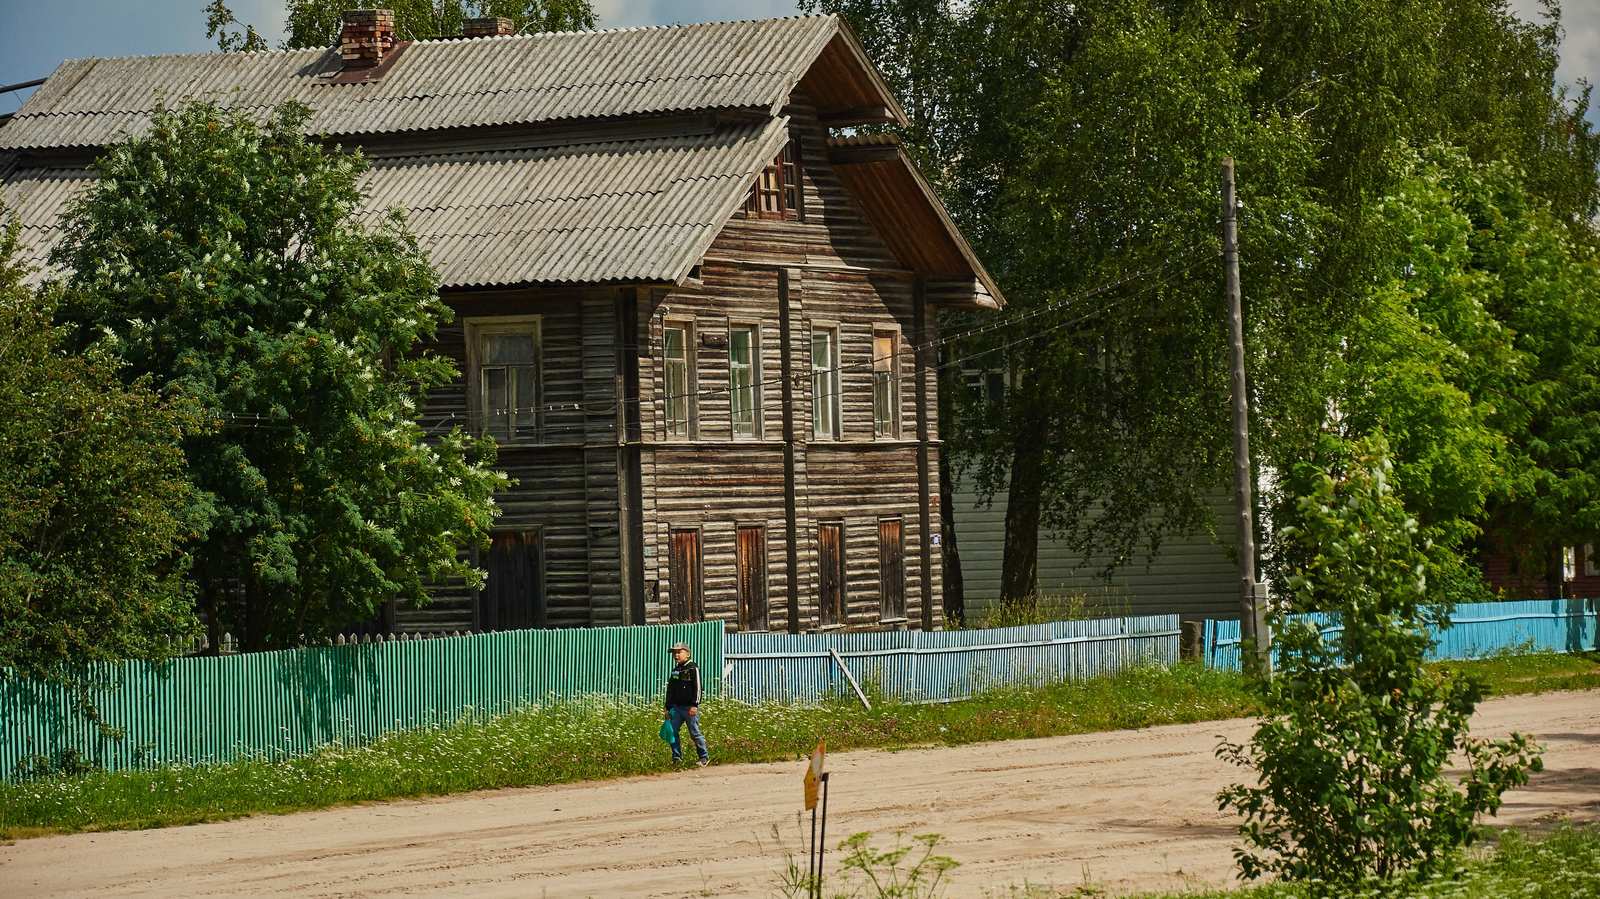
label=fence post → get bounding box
[1180,620,1203,661]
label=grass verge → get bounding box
[2,651,1594,841]
[1116,823,1600,898]
[0,663,1252,839]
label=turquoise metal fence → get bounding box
[0,621,721,779]
[724,615,1179,704]
[1203,598,1599,671]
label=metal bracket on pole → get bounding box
[829,648,872,710]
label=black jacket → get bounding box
[665,660,701,709]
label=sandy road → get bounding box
[3,690,1596,898]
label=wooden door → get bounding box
[879,518,905,620]
[736,525,769,631]
[818,522,845,626]
[669,528,704,623]
[482,529,544,630]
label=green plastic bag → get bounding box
[659,718,676,744]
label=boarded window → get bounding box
[729,325,760,438]
[474,324,541,441]
[811,327,840,440]
[744,140,801,219]
[872,331,899,438]
[664,324,693,437]
[481,529,544,630]
[669,528,704,623]
[818,521,845,626]
[878,518,905,620]
[736,525,769,631]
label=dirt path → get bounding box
[3,690,1596,898]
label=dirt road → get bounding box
[3,690,1596,898]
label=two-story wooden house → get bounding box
[1,12,1004,633]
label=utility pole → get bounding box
[1221,158,1266,675]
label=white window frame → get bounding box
[1562,545,1578,581]
[811,323,841,441]
[662,318,697,440]
[465,315,543,444]
[872,325,902,439]
[728,322,763,439]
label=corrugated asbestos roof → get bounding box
[3,117,790,287]
[0,17,840,150]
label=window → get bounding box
[878,518,905,621]
[818,521,845,626]
[736,525,769,631]
[744,140,801,219]
[1587,544,1598,578]
[663,322,695,437]
[471,320,542,442]
[872,330,899,438]
[1563,545,1578,581]
[481,529,544,630]
[669,528,704,623]
[729,325,761,438]
[811,326,840,440]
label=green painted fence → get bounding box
[0,621,721,778]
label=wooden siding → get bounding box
[950,477,1240,620]
[637,96,945,631]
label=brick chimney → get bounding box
[341,9,396,69]
[464,17,516,38]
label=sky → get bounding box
[1,0,1595,124]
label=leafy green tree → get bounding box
[0,215,202,681]
[1218,440,1542,885]
[204,0,270,52]
[281,0,596,47]
[50,101,505,650]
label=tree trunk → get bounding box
[1001,414,1047,604]
[939,447,965,625]
[199,570,222,656]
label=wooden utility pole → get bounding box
[1221,158,1265,674]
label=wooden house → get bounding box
[1,13,1004,634]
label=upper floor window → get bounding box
[811,326,840,440]
[470,318,542,443]
[744,140,802,220]
[729,325,761,438]
[873,329,900,438]
[664,322,695,438]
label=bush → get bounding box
[1217,440,1542,885]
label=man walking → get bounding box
[664,641,709,767]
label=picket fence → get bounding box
[1203,598,1600,671]
[0,621,721,778]
[724,615,1180,704]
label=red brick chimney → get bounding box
[341,9,396,69]
[463,17,516,38]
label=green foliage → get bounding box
[1218,441,1542,885]
[204,1,269,52]
[48,101,505,648]
[818,0,1600,603]
[0,214,201,683]
[281,0,597,47]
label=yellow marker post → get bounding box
[804,741,827,898]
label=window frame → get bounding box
[743,138,804,220]
[661,317,698,440]
[1587,544,1598,578]
[728,321,763,439]
[465,315,544,445]
[872,325,902,439]
[818,519,847,628]
[810,323,841,441]
[668,525,705,623]
[1563,545,1579,581]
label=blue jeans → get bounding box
[667,704,708,762]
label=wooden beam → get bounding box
[780,268,802,634]
[817,105,899,126]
